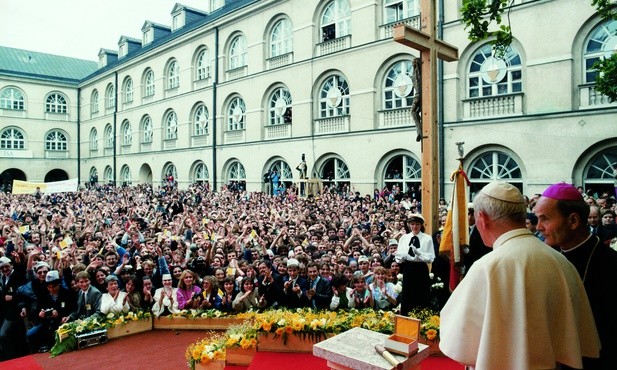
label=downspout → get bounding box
[77,87,81,187]
[113,71,118,187]
[212,27,219,191]
[438,0,445,198]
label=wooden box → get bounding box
[194,359,225,370]
[384,315,420,356]
[257,332,325,353]
[153,316,243,330]
[226,346,256,366]
[107,317,153,339]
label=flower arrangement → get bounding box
[186,308,396,369]
[50,310,152,357]
[408,307,440,341]
[170,308,232,319]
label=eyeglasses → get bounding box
[37,270,49,275]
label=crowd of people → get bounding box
[1,180,616,367]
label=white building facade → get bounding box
[1,0,615,199]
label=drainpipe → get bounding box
[113,71,118,187]
[77,87,81,186]
[212,27,219,191]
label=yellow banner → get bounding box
[12,178,78,195]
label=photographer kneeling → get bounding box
[32,271,76,352]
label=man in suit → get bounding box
[303,262,332,309]
[67,271,102,321]
[257,260,283,309]
[463,203,492,275]
[281,258,308,308]
[0,256,28,360]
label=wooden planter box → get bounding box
[257,332,328,353]
[226,346,256,366]
[107,317,153,339]
[194,359,225,370]
[153,316,244,330]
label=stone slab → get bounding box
[313,327,429,370]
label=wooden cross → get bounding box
[393,0,458,235]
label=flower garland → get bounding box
[50,310,152,357]
[186,308,396,369]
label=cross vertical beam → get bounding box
[393,1,458,235]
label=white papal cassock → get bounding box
[440,228,600,370]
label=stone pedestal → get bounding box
[313,327,429,370]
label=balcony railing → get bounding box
[267,52,293,70]
[378,107,412,128]
[313,116,349,135]
[224,130,245,144]
[579,84,617,108]
[380,16,421,39]
[265,123,291,140]
[317,35,351,56]
[463,93,523,119]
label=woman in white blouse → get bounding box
[100,275,130,315]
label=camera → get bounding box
[43,308,54,318]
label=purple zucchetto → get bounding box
[541,182,584,202]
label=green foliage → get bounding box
[461,0,617,99]
[593,53,617,102]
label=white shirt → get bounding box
[394,231,435,264]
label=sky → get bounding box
[0,0,208,61]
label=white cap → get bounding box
[480,181,524,204]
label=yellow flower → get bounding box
[426,329,438,340]
[262,321,272,332]
[192,347,201,360]
[240,338,251,349]
[275,327,284,335]
[213,349,225,360]
[249,338,257,347]
[429,315,440,327]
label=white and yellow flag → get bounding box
[11,178,78,195]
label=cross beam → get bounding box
[393,1,458,235]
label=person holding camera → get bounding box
[30,270,75,352]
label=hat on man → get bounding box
[33,261,50,272]
[287,258,300,268]
[357,255,369,264]
[45,270,61,285]
[479,181,525,204]
[541,182,584,202]
[0,256,12,267]
[406,213,425,224]
[388,239,399,246]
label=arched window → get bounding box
[104,124,113,148]
[319,157,350,188]
[583,19,617,83]
[45,93,67,113]
[0,128,25,149]
[123,77,133,103]
[143,69,155,97]
[468,151,523,196]
[468,44,522,98]
[196,48,211,80]
[121,120,132,146]
[269,87,292,125]
[584,146,617,196]
[45,131,67,151]
[89,167,98,182]
[167,60,180,89]
[269,160,293,192]
[165,111,178,140]
[104,166,113,184]
[194,105,209,135]
[141,116,153,143]
[91,90,99,113]
[383,59,415,109]
[105,84,115,109]
[229,35,247,69]
[0,87,25,110]
[321,0,351,42]
[384,155,421,193]
[120,165,131,185]
[194,162,209,183]
[319,75,350,118]
[384,0,419,24]
[163,163,178,183]
[228,161,246,181]
[227,97,246,131]
[89,128,98,150]
[270,19,293,57]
